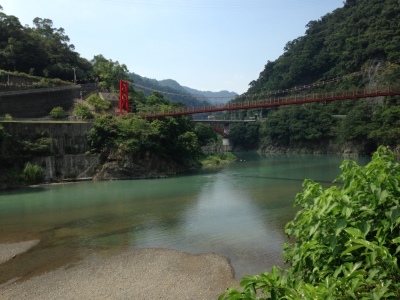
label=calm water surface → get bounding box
[0,153,369,282]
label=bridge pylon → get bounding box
[119,80,129,115]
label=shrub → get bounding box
[22,162,45,185]
[220,146,400,299]
[74,104,94,119]
[49,106,66,119]
[86,94,111,110]
[4,114,12,120]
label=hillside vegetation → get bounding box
[246,0,400,93]
[228,0,400,154]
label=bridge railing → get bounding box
[140,84,400,119]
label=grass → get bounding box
[200,153,237,166]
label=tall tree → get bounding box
[91,54,130,91]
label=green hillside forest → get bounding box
[228,0,400,153]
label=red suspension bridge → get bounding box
[134,84,400,119]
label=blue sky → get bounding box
[2,0,343,94]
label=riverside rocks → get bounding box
[94,151,197,180]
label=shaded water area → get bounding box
[0,153,369,283]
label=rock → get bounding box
[94,151,196,180]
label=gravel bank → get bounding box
[0,248,239,300]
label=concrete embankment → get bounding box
[1,121,99,182]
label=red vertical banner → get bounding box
[119,80,129,115]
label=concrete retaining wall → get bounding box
[1,121,93,154]
[0,121,100,182]
[0,87,80,118]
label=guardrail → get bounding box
[0,84,81,96]
[0,116,95,123]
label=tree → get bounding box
[87,115,120,152]
[369,105,400,147]
[229,123,260,150]
[338,102,376,144]
[220,146,400,299]
[177,131,202,160]
[194,123,217,146]
[91,54,130,92]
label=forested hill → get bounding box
[129,73,237,105]
[181,85,237,104]
[128,73,208,107]
[245,0,400,96]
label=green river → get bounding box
[0,153,369,282]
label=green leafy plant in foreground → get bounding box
[220,146,400,299]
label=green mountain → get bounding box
[181,85,237,104]
[245,0,400,96]
[129,72,208,107]
[229,0,400,154]
[130,73,237,106]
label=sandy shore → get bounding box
[0,246,239,300]
[0,240,40,265]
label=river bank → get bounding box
[0,242,238,300]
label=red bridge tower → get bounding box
[119,80,129,115]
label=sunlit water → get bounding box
[0,153,369,282]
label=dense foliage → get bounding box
[229,0,400,153]
[73,104,94,119]
[228,122,261,150]
[220,146,400,299]
[87,113,203,166]
[246,0,400,94]
[0,10,92,81]
[86,93,111,111]
[22,162,44,185]
[92,54,131,92]
[193,123,218,146]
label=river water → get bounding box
[0,153,369,282]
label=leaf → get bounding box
[390,206,400,224]
[392,236,400,244]
[329,235,337,249]
[344,227,364,239]
[341,245,364,256]
[335,218,347,236]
